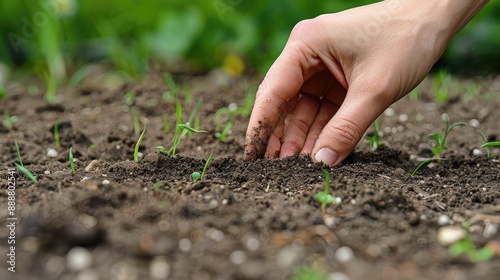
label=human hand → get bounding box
[245,0,488,165]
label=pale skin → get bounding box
[245,0,489,165]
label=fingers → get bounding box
[312,83,389,165]
[244,22,324,159]
[279,94,320,158]
[300,99,339,155]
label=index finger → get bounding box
[244,43,320,159]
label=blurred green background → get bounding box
[1,0,499,85]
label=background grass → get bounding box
[1,0,499,86]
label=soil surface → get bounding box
[1,73,499,280]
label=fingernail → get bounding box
[314,148,338,165]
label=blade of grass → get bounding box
[134,123,146,162]
[15,139,23,167]
[15,163,38,183]
[69,147,76,175]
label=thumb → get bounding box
[312,85,389,165]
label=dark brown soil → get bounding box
[1,73,499,280]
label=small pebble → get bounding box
[472,149,483,156]
[47,148,58,158]
[178,238,192,252]
[350,199,356,205]
[149,256,170,279]
[102,180,110,185]
[437,215,450,226]
[277,245,304,268]
[384,108,395,117]
[207,229,225,242]
[44,170,51,175]
[484,222,499,238]
[229,250,247,265]
[335,197,342,204]
[246,237,260,251]
[398,114,408,122]
[80,177,90,182]
[228,103,238,111]
[335,246,354,263]
[437,226,466,246]
[67,247,93,271]
[323,214,335,228]
[468,119,480,128]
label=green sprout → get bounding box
[131,106,140,135]
[314,170,336,214]
[153,182,161,192]
[14,140,37,183]
[364,120,383,153]
[157,99,206,156]
[410,158,443,176]
[69,147,76,175]
[431,69,452,104]
[292,264,328,280]
[134,123,146,162]
[482,141,500,148]
[54,118,61,148]
[479,132,495,159]
[449,223,494,263]
[3,109,18,130]
[429,114,466,159]
[124,90,136,106]
[192,153,213,182]
[162,72,178,101]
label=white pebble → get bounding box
[102,180,110,185]
[67,247,93,271]
[229,250,247,265]
[228,103,238,111]
[80,177,90,182]
[208,229,225,242]
[335,246,354,263]
[438,215,450,226]
[323,214,335,228]
[384,108,395,117]
[178,238,192,252]
[468,119,480,128]
[335,197,342,204]
[484,222,499,238]
[149,257,170,279]
[44,170,51,175]
[437,226,466,246]
[47,148,58,158]
[473,149,483,156]
[277,245,304,268]
[350,199,356,205]
[246,237,260,251]
[398,114,408,122]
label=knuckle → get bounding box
[329,118,362,146]
[290,18,319,40]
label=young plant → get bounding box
[157,99,206,156]
[14,140,38,183]
[131,106,140,135]
[410,158,443,176]
[69,147,76,175]
[429,114,466,158]
[54,118,61,148]
[292,264,328,280]
[314,169,336,214]
[364,120,383,153]
[124,91,136,106]
[3,109,18,129]
[479,132,494,159]
[482,141,500,148]
[134,123,146,162]
[191,153,213,183]
[448,223,494,263]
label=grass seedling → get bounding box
[131,106,140,135]
[192,153,213,182]
[54,118,61,148]
[69,147,76,175]
[292,264,328,280]
[14,140,38,183]
[449,223,494,263]
[364,120,383,153]
[429,114,466,159]
[3,109,18,130]
[153,182,161,192]
[479,132,494,159]
[134,123,146,162]
[157,99,206,156]
[314,170,336,214]
[482,141,500,148]
[410,158,443,176]
[124,91,136,106]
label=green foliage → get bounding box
[134,123,146,162]
[482,141,500,148]
[314,170,336,214]
[429,114,466,158]
[54,117,61,148]
[14,140,37,183]
[131,107,140,135]
[69,147,76,175]
[479,132,494,159]
[3,109,18,130]
[410,158,443,176]
[364,120,383,153]
[292,265,328,280]
[213,87,255,141]
[191,153,213,182]
[157,99,207,156]
[449,225,494,263]
[124,91,136,106]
